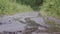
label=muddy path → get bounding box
[0,12,60,34]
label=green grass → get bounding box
[40,0,60,19]
[2,4,33,15]
[0,0,33,15]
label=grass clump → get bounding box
[40,0,60,19]
[0,0,33,15]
